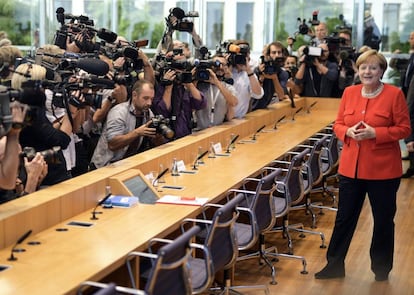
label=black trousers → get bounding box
[326,175,400,275]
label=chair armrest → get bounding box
[271,160,291,165]
[228,189,255,195]
[263,166,288,172]
[78,281,146,295]
[126,251,158,261]
[297,144,313,149]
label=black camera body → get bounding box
[149,115,174,139]
[261,56,284,75]
[168,7,199,32]
[20,146,61,164]
[193,58,220,81]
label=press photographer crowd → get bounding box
[0,7,413,203]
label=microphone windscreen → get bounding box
[76,58,109,76]
[88,76,115,88]
[228,44,240,53]
[97,28,118,43]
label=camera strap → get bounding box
[209,86,221,126]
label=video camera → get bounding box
[168,7,199,32]
[20,146,61,164]
[216,40,249,66]
[302,46,322,66]
[54,7,117,53]
[296,10,320,35]
[149,114,174,139]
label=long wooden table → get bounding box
[0,97,340,294]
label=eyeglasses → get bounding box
[270,50,283,54]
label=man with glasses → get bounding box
[294,43,339,97]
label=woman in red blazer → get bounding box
[315,49,411,282]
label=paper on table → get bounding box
[156,195,209,206]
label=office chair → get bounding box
[77,281,145,295]
[264,147,325,255]
[288,135,330,228]
[308,131,340,211]
[182,194,269,295]
[228,168,307,286]
[125,225,201,295]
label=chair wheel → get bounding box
[301,270,309,274]
[299,233,306,238]
[320,245,327,249]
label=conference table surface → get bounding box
[0,98,339,294]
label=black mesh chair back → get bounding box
[206,194,242,272]
[283,148,310,206]
[144,225,200,295]
[304,135,329,188]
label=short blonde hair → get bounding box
[36,44,64,65]
[355,49,387,73]
[11,63,47,90]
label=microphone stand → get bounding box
[90,193,112,220]
[226,135,239,153]
[273,115,286,130]
[8,229,32,261]
[192,151,208,170]
[307,101,318,113]
[152,168,169,185]
[252,125,266,141]
[292,107,303,121]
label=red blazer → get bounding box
[333,83,411,180]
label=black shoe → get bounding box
[315,265,345,279]
[375,273,389,282]
[401,168,414,178]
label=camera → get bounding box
[296,10,320,35]
[216,41,249,66]
[302,46,322,66]
[149,115,174,139]
[168,7,199,32]
[260,56,284,75]
[20,146,61,164]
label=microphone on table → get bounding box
[91,192,112,220]
[153,168,169,185]
[307,101,318,113]
[226,134,239,153]
[192,151,208,170]
[252,125,266,141]
[292,107,303,121]
[273,115,286,130]
[8,229,32,261]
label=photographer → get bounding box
[11,63,71,186]
[0,97,26,191]
[152,44,206,139]
[155,7,203,60]
[194,54,238,129]
[90,80,162,169]
[336,29,358,96]
[252,41,288,110]
[294,43,339,97]
[227,40,264,118]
